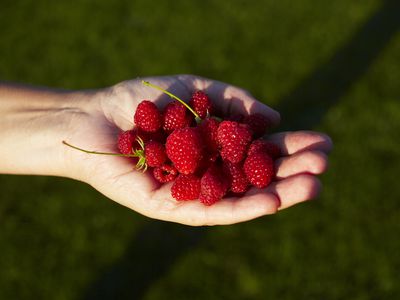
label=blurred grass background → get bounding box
[1,0,400,299]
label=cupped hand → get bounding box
[63,75,332,226]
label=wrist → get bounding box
[0,84,105,177]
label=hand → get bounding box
[62,75,332,226]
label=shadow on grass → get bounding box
[276,0,400,131]
[84,221,206,299]
[83,1,400,298]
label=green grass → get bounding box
[1,0,399,299]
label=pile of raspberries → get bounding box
[117,82,280,206]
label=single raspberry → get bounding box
[117,130,137,155]
[134,100,162,132]
[130,137,164,171]
[171,174,201,201]
[162,102,193,133]
[248,139,281,159]
[223,161,249,193]
[189,91,212,119]
[153,164,178,183]
[217,121,253,163]
[198,117,220,152]
[244,152,274,188]
[144,141,167,167]
[243,113,271,138]
[166,127,204,174]
[199,165,229,206]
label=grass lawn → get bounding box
[1,0,399,299]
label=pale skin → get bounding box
[0,75,332,226]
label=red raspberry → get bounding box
[244,152,274,188]
[134,100,162,133]
[117,130,137,155]
[248,139,281,159]
[199,165,229,206]
[243,113,271,138]
[217,121,252,163]
[144,141,167,167]
[171,174,201,201]
[189,91,212,119]
[223,161,249,193]
[162,102,193,133]
[153,164,178,183]
[165,127,204,174]
[198,117,220,152]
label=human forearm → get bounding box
[0,83,100,176]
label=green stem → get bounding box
[142,80,202,121]
[62,141,136,157]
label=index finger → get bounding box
[177,75,281,126]
[266,131,333,155]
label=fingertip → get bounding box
[303,150,329,175]
[314,151,329,174]
[321,133,333,153]
[287,173,322,202]
[305,174,322,201]
[303,131,333,154]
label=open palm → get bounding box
[63,75,332,226]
